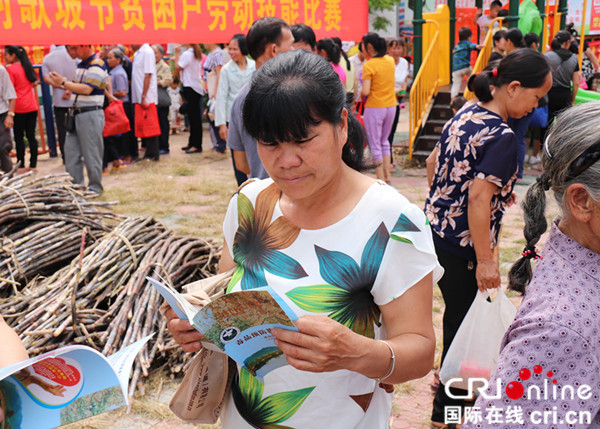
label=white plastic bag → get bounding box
[439,289,517,390]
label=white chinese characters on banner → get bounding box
[568,0,584,27]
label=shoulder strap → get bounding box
[548,51,567,76]
[72,68,88,107]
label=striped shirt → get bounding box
[71,53,107,107]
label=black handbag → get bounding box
[157,86,171,108]
[65,108,76,133]
[179,101,188,115]
[65,92,79,133]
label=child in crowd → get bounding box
[475,0,503,43]
[450,95,467,114]
[168,77,182,135]
[451,27,481,99]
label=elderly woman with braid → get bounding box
[463,102,600,428]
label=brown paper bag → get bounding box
[162,269,236,423]
[169,348,236,423]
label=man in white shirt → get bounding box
[42,45,77,160]
[131,43,159,161]
[0,65,16,173]
[175,45,205,153]
[475,0,503,44]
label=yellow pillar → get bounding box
[579,0,588,66]
[423,4,450,86]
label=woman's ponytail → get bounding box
[6,45,37,83]
[467,70,496,102]
[19,47,38,84]
[344,110,367,171]
[467,50,550,104]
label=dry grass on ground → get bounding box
[98,144,238,242]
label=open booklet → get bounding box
[0,334,152,429]
[147,277,299,381]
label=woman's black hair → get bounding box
[493,29,507,47]
[231,33,249,56]
[243,49,367,171]
[524,32,540,49]
[362,32,387,57]
[551,30,572,51]
[4,45,37,83]
[331,37,351,71]
[505,28,524,48]
[316,38,341,65]
[388,38,405,48]
[565,22,578,37]
[467,59,500,94]
[467,49,549,102]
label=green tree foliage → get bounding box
[370,0,398,31]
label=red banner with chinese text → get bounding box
[0,0,367,44]
[591,0,600,33]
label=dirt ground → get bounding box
[26,108,559,428]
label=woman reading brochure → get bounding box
[165,50,443,428]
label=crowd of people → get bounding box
[0,26,412,195]
[2,11,600,429]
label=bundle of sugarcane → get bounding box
[1,217,169,352]
[0,171,117,293]
[0,216,221,396]
[0,171,116,234]
[0,221,111,295]
[100,233,220,398]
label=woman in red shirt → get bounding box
[4,46,39,170]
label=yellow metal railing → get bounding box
[464,17,504,100]
[542,1,562,53]
[408,19,440,161]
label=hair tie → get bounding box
[536,174,551,191]
[521,245,541,260]
[492,68,498,78]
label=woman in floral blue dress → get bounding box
[425,49,552,427]
[166,50,443,428]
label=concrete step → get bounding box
[423,118,448,136]
[414,134,439,152]
[435,91,452,105]
[430,104,453,120]
[412,150,433,162]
